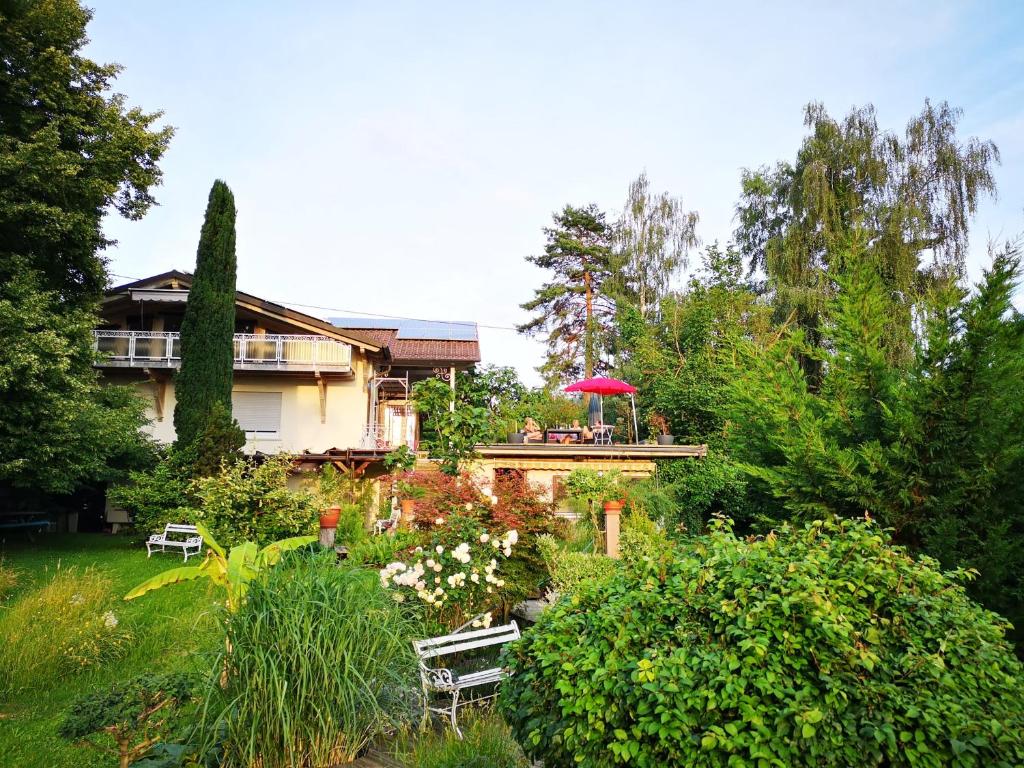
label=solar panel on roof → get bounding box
[329,317,478,341]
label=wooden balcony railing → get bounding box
[92,330,352,372]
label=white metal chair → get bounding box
[373,508,401,535]
[593,425,614,445]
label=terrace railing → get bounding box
[92,330,352,372]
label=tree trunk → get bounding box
[583,269,594,409]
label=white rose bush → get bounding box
[380,514,518,630]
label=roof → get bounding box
[330,317,481,366]
[104,271,384,352]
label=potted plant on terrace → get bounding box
[650,413,674,445]
[504,419,525,444]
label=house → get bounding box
[94,271,481,466]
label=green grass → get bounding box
[0,534,221,768]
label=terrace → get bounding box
[92,330,353,373]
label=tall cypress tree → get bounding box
[173,180,242,456]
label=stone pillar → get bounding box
[603,500,622,559]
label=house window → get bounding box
[232,391,282,438]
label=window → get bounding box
[232,391,282,438]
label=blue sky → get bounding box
[88,1,1024,385]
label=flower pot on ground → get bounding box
[656,434,675,445]
[319,505,341,529]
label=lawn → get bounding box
[0,533,221,768]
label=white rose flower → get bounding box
[435,576,441,584]
[436,545,444,555]
[470,573,480,584]
[464,502,473,511]
[435,517,445,525]
[479,533,490,543]
[490,495,499,506]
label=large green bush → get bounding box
[500,517,1024,767]
[202,554,420,766]
[190,455,317,547]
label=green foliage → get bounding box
[173,180,240,454]
[722,244,1024,643]
[383,444,417,472]
[651,456,753,535]
[537,534,618,596]
[108,449,197,535]
[413,377,490,474]
[124,524,316,613]
[500,517,1024,767]
[0,265,157,493]
[0,567,133,699]
[59,674,193,768]
[202,556,420,766]
[735,101,998,373]
[189,456,318,548]
[345,530,420,568]
[518,204,617,386]
[614,171,700,319]
[0,0,170,493]
[182,401,245,478]
[0,0,172,309]
[399,712,529,768]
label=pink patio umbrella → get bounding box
[564,377,639,442]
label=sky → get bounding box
[87,1,1024,386]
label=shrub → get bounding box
[396,470,560,605]
[345,530,420,568]
[0,567,133,698]
[400,711,529,768]
[500,517,1024,768]
[190,455,317,547]
[380,514,519,632]
[204,555,420,767]
[537,534,618,596]
[107,449,195,535]
[59,673,194,768]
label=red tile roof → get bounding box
[333,326,480,365]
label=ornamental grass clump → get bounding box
[0,566,133,699]
[202,554,420,767]
[500,517,1024,768]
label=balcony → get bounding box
[93,330,352,373]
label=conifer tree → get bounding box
[173,181,243,461]
[518,204,616,387]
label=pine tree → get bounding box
[173,180,243,461]
[517,204,616,388]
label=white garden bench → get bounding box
[413,620,520,737]
[146,524,203,562]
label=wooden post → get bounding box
[319,525,336,549]
[603,500,622,559]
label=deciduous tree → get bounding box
[614,172,699,319]
[735,100,998,375]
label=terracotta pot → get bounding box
[399,498,416,527]
[319,505,341,529]
[603,499,624,514]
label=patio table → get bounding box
[544,428,584,443]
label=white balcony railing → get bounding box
[93,330,352,372]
